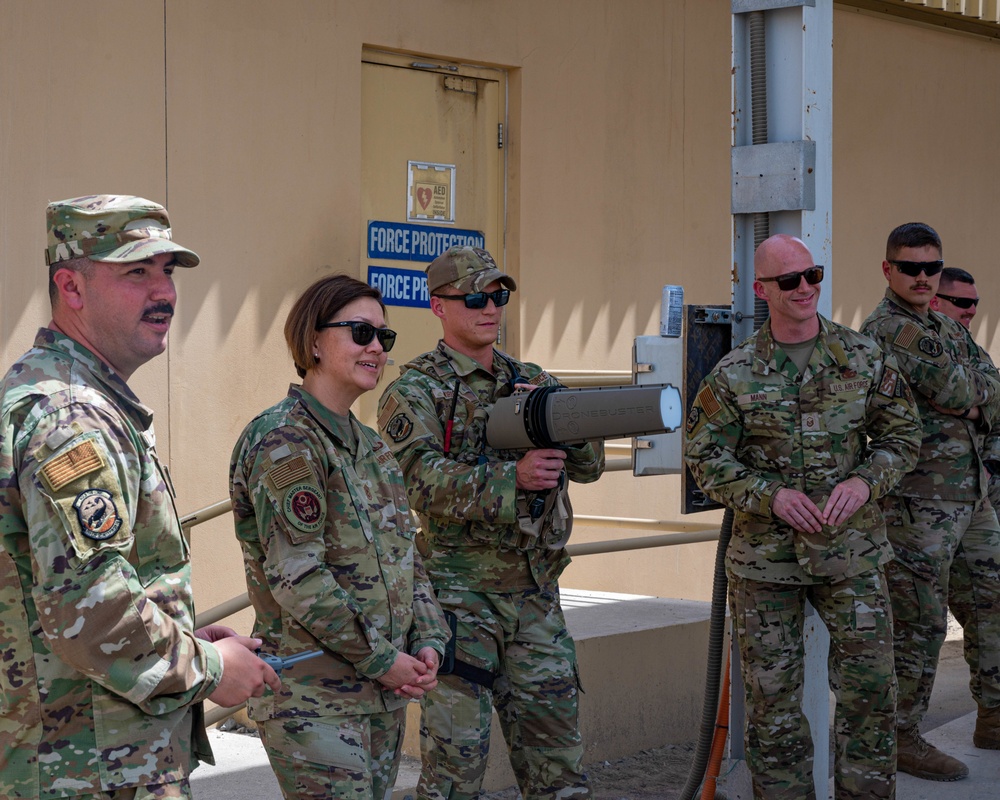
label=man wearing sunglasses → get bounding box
[862,223,1000,781]
[377,246,605,800]
[931,267,981,331]
[687,234,921,800]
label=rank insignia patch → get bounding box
[73,489,123,540]
[386,412,413,443]
[283,483,326,533]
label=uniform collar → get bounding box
[33,327,153,427]
[287,383,363,455]
[752,315,846,378]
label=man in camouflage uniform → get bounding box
[929,267,1000,750]
[863,233,1000,780]
[377,246,605,800]
[686,234,921,800]
[0,195,279,800]
[929,266,1000,510]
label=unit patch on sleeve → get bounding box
[283,483,326,533]
[386,412,414,443]
[72,488,123,540]
[877,367,899,399]
[917,336,943,357]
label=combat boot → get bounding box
[974,704,1000,749]
[896,727,969,781]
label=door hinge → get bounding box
[498,123,504,150]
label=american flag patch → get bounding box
[698,386,722,418]
[894,324,919,351]
[269,455,311,490]
[40,440,104,492]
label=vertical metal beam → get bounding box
[728,3,834,798]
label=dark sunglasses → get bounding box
[936,293,979,310]
[890,259,944,278]
[757,265,824,292]
[316,321,397,352]
[432,289,511,309]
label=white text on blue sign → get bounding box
[368,266,430,308]
[368,221,485,262]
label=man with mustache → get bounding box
[0,195,279,800]
[862,223,1000,781]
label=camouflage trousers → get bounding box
[882,495,1000,730]
[259,708,406,800]
[78,784,191,800]
[729,570,896,800]
[417,587,588,800]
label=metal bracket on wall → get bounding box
[732,140,816,213]
[692,307,734,326]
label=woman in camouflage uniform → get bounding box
[230,274,450,799]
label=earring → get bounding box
[313,352,320,359]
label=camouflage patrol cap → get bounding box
[45,194,200,268]
[425,246,517,293]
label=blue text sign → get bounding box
[368,266,430,308]
[367,220,484,262]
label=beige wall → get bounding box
[4,2,1000,623]
[832,5,1000,354]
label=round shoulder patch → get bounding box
[918,336,943,357]
[73,488,123,540]
[686,406,701,434]
[283,483,326,533]
[386,412,413,443]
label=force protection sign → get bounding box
[367,221,485,262]
[368,266,430,308]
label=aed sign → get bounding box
[367,266,430,308]
[367,220,485,262]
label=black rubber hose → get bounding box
[678,506,733,800]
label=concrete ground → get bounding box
[190,614,996,799]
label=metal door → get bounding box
[360,50,505,423]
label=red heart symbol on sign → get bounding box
[417,187,432,210]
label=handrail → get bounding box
[549,369,632,388]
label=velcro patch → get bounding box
[378,395,400,431]
[72,488,123,540]
[283,483,326,533]
[697,385,722,418]
[918,336,943,357]
[894,324,919,351]
[269,454,311,491]
[40,439,104,492]
[386,412,414,443]
[877,367,899,398]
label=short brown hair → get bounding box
[284,273,386,378]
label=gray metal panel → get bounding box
[631,335,684,476]
[731,140,816,213]
[732,0,815,11]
